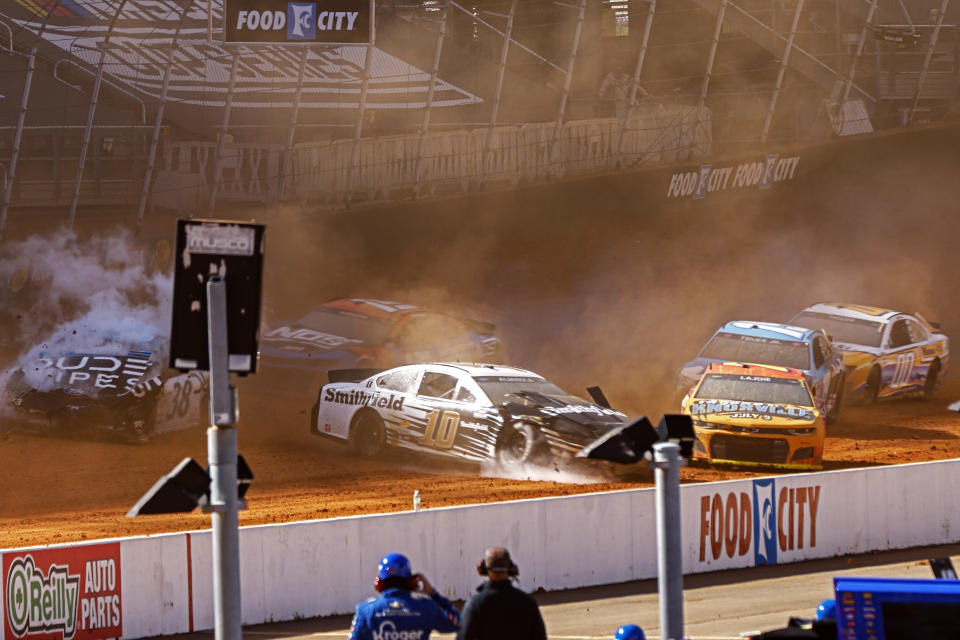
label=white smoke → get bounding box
[1,228,172,393]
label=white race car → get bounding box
[310,362,661,468]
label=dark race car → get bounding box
[259,298,502,395]
[5,347,207,443]
[310,362,678,472]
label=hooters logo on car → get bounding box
[698,479,822,567]
[3,543,122,640]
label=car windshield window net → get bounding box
[695,374,813,406]
[700,334,811,369]
[296,307,393,344]
[474,376,571,405]
[791,312,885,347]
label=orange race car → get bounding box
[681,362,825,470]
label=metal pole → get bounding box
[616,0,657,165]
[68,0,130,227]
[841,0,879,103]
[414,2,449,198]
[206,276,241,640]
[207,53,240,214]
[0,0,61,240]
[482,0,517,182]
[761,0,806,143]
[696,0,727,134]
[345,41,375,204]
[654,442,684,640]
[549,0,587,173]
[908,0,950,125]
[280,48,308,202]
[137,7,189,230]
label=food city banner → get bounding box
[3,459,960,639]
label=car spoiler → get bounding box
[327,368,384,384]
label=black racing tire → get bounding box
[825,374,845,424]
[495,421,550,467]
[350,411,386,458]
[923,360,941,399]
[863,367,881,405]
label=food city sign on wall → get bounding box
[3,543,122,640]
[666,154,801,199]
[224,0,373,44]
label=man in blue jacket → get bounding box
[349,552,460,640]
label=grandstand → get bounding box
[0,0,957,223]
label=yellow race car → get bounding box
[791,303,949,403]
[681,362,825,470]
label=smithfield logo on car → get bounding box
[539,405,626,418]
[697,479,822,567]
[373,621,423,640]
[324,389,405,410]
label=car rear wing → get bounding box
[327,368,384,384]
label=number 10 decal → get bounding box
[419,410,460,448]
[891,352,916,388]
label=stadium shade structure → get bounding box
[0,0,958,231]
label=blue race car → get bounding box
[675,321,846,422]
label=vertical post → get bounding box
[345,41,375,204]
[695,0,727,135]
[205,276,241,640]
[654,442,684,640]
[549,0,587,173]
[280,48,309,202]
[482,0,517,182]
[761,0,806,144]
[841,0,879,104]
[0,0,61,240]
[68,0,130,228]
[137,41,181,230]
[208,53,240,214]
[414,1,449,198]
[616,0,657,164]
[908,0,950,125]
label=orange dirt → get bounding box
[2,379,957,550]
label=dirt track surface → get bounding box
[2,125,960,550]
[1,378,958,550]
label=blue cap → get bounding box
[815,599,836,621]
[615,624,645,640]
[377,553,412,580]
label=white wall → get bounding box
[3,458,960,639]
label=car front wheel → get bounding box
[923,361,941,399]
[495,421,550,467]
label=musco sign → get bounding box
[224,0,373,44]
[3,543,122,640]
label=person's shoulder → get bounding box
[356,595,382,613]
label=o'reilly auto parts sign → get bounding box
[225,0,372,44]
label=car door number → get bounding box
[419,410,460,449]
[891,352,916,388]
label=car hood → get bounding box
[260,324,369,355]
[501,391,627,437]
[684,397,818,425]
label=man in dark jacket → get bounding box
[349,552,460,640]
[456,547,547,640]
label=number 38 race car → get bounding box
[310,362,673,471]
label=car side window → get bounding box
[455,386,477,403]
[377,370,417,393]
[906,319,927,344]
[889,320,911,349]
[812,338,825,369]
[418,372,459,399]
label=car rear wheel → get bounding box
[495,421,550,467]
[923,361,941,399]
[863,367,881,405]
[825,375,844,424]
[351,411,386,457]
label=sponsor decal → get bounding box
[185,224,255,257]
[3,543,122,640]
[323,388,405,410]
[689,401,814,421]
[372,621,423,640]
[667,154,800,199]
[539,404,626,418]
[698,479,821,566]
[265,326,361,349]
[23,353,161,397]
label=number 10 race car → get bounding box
[310,362,657,470]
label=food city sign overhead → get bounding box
[224,0,373,44]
